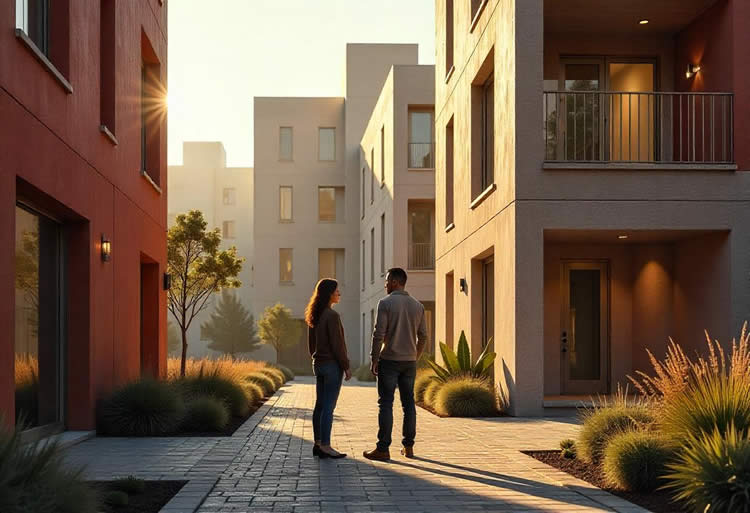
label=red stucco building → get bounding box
[1,0,168,436]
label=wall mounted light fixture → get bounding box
[101,234,111,262]
[459,278,468,293]
[163,273,172,290]
[686,64,701,79]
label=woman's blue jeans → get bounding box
[312,361,343,446]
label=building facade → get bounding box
[254,44,419,368]
[168,142,268,360]
[360,65,437,360]
[435,0,750,415]
[1,0,168,433]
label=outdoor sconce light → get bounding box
[459,278,468,293]
[163,273,172,290]
[100,234,111,262]
[686,64,701,79]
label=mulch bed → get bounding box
[524,450,689,513]
[89,480,187,513]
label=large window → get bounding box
[279,248,293,283]
[445,0,454,76]
[408,201,435,270]
[279,127,293,160]
[100,0,116,135]
[361,240,365,291]
[223,188,236,205]
[445,272,454,349]
[319,127,336,161]
[361,167,365,219]
[380,125,385,184]
[318,249,345,281]
[445,116,455,227]
[279,186,292,221]
[409,109,434,168]
[471,51,494,201]
[222,220,235,239]
[318,186,344,223]
[140,33,162,185]
[480,75,494,190]
[15,205,65,432]
[370,228,375,284]
[380,213,385,276]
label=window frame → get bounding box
[279,185,293,222]
[279,248,293,284]
[279,126,293,161]
[318,127,336,162]
[222,187,236,206]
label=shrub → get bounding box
[0,422,97,513]
[577,401,654,464]
[560,439,575,450]
[98,379,185,436]
[602,430,672,492]
[242,382,264,404]
[104,490,129,507]
[182,395,230,432]
[663,424,750,513]
[179,375,250,417]
[414,373,435,403]
[353,364,376,382]
[112,475,146,495]
[269,363,295,381]
[434,378,496,417]
[258,368,285,388]
[246,373,276,396]
[423,380,442,408]
[426,331,496,383]
[167,356,267,384]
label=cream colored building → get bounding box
[253,44,420,367]
[434,0,750,415]
[360,65,437,361]
[168,142,266,359]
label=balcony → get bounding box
[543,91,734,168]
[408,142,435,169]
[408,242,435,270]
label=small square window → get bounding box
[279,248,293,283]
[279,127,293,160]
[280,186,293,221]
[223,188,236,205]
[319,127,336,161]
[222,220,236,239]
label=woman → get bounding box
[305,278,352,459]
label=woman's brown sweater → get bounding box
[308,307,350,371]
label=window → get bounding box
[445,116,455,227]
[141,33,163,185]
[361,240,365,291]
[16,0,71,84]
[279,248,293,283]
[408,201,435,270]
[279,186,292,221]
[370,228,375,284]
[318,186,344,223]
[471,50,495,200]
[222,221,235,239]
[223,188,236,205]
[380,125,385,184]
[361,167,365,219]
[482,256,494,350]
[370,148,374,204]
[319,127,335,161]
[318,249,345,281]
[100,0,116,136]
[380,213,385,276]
[445,272,454,348]
[445,0,454,76]
[279,127,293,160]
[471,0,487,28]
[409,109,434,168]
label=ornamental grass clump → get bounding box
[179,374,250,417]
[577,392,654,464]
[167,356,267,384]
[434,377,496,417]
[246,372,277,396]
[258,368,285,388]
[423,380,443,408]
[181,395,230,432]
[269,363,295,381]
[663,424,750,513]
[242,382,264,404]
[353,364,376,382]
[98,379,185,436]
[414,372,435,403]
[112,475,146,495]
[602,430,672,492]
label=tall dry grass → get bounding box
[167,356,267,384]
[15,353,38,386]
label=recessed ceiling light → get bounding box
[618,235,629,239]
[639,19,649,25]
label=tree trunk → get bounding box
[180,327,188,377]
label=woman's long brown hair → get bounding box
[304,278,338,328]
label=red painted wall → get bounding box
[675,0,748,170]
[0,0,168,429]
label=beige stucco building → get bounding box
[168,142,266,359]
[253,44,421,368]
[360,65,437,360]
[434,0,750,415]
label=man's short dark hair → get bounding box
[387,267,407,286]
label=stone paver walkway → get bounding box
[64,378,650,512]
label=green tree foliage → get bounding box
[201,291,260,359]
[167,210,243,376]
[257,303,303,358]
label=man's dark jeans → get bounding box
[376,359,417,452]
[312,361,343,446]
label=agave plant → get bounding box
[426,331,496,383]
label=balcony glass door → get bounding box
[607,61,655,162]
[559,59,604,161]
[408,202,435,270]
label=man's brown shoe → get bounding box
[363,448,390,461]
[400,446,414,458]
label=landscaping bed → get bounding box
[416,400,504,418]
[525,450,687,513]
[89,480,187,513]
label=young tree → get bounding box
[167,210,243,376]
[201,291,260,359]
[257,303,303,360]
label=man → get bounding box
[363,268,428,461]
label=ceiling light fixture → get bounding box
[618,235,629,240]
[639,19,649,25]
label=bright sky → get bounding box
[167,0,436,167]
